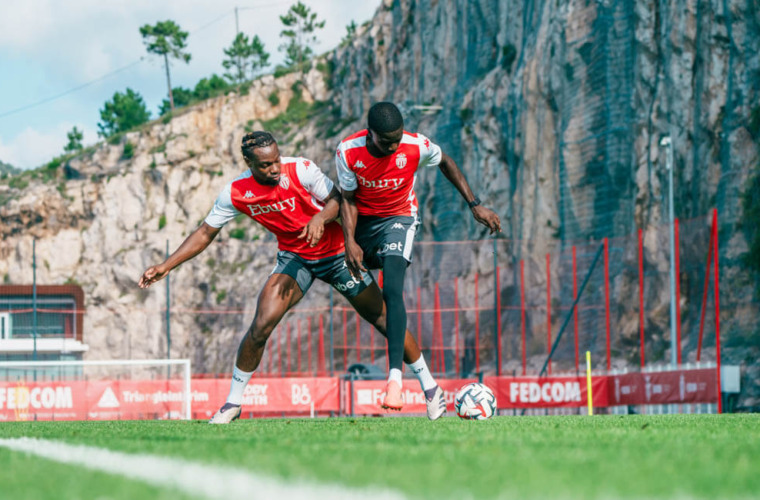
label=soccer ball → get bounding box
[455,383,496,420]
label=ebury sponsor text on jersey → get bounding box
[245,197,297,217]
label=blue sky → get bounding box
[0,0,379,169]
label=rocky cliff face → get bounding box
[1,0,758,405]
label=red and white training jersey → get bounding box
[335,129,442,218]
[204,157,345,259]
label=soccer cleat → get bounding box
[381,380,404,411]
[208,402,241,424]
[424,385,446,421]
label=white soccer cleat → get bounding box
[424,385,446,421]
[208,403,241,424]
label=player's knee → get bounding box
[249,319,276,346]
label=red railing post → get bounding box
[434,282,444,373]
[520,259,527,376]
[277,324,282,376]
[638,230,645,368]
[546,253,552,375]
[475,273,480,373]
[342,309,348,370]
[318,315,325,375]
[307,316,313,374]
[286,322,292,376]
[356,312,361,363]
[496,266,502,374]
[604,237,611,371]
[454,277,460,377]
[697,213,716,361]
[713,209,722,414]
[675,218,682,365]
[573,246,579,373]
[297,319,302,374]
[417,287,423,350]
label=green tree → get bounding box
[279,2,325,71]
[159,87,193,116]
[140,20,191,113]
[341,20,357,46]
[193,74,230,100]
[222,33,270,84]
[97,88,151,138]
[64,126,84,153]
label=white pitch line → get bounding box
[0,438,407,500]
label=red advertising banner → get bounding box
[0,377,340,422]
[0,370,718,421]
[607,369,717,406]
[484,376,610,409]
[191,377,341,419]
[347,379,477,416]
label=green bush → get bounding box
[229,228,246,240]
[268,91,280,106]
[158,214,167,230]
[216,289,227,304]
[502,44,517,72]
[122,141,135,160]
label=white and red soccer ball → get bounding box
[455,382,497,420]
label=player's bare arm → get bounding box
[339,188,367,279]
[438,152,502,234]
[138,223,221,288]
[298,186,341,247]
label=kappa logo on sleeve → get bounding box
[244,191,255,198]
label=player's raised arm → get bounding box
[138,223,221,288]
[437,152,502,234]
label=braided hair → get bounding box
[241,131,276,161]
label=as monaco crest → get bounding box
[279,173,290,190]
[395,153,407,169]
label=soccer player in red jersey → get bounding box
[337,102,501,410]
[139,131,445,422]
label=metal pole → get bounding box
[32,238,37,362]
[165,240,171,360]
[329,287,334,376]
[493,237,500,376]
[661,136,678,366]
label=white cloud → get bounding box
[0,123,97,169]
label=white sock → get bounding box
[388,368,403,386]
[407,354,437,391]
[226,366,254,405]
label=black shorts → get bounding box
[271,250,373,298]
[354,215,420,269]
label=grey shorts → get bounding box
[271,251,373,298]
[354,215,420,270]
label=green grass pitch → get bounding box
[1,414,758,499]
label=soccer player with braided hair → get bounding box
[139,131,446,423]
[337,102,501,410]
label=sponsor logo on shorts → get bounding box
[391,223,404,230]
[377,241,403,254]
[334,276,362,292]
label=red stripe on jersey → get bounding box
[339,130,423,218]
[230,161,344,259]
